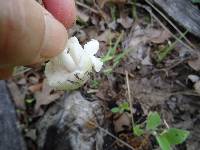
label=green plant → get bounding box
[101,32,123,63]
[133,112,189,150]
[111,102,130,113]
[132,0,138,20]
[90,79,101,89]
[101,32,130,74]
[157,30,188,62]
[110,4,117,21]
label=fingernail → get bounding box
[40,13,68,58]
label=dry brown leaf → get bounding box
[127,26,172,66]
[146,29,171,44]
[25,70,40,84]
[113,113,131,133]
[108,21,117,30]
[129,26,171,47]
[188,52,200,71]
[96,30,117,42]
[84,26,98,39]
[7,80,26,110]
[17,78,26,85]
[34,80,62,111]
[28,83,43,93]
[194,81,200,95]
[25,129,37,141]
[77,9,89,22]
[117,16,133,29]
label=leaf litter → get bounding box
[6,0,200,150]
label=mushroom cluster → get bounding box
[45,37,103,90]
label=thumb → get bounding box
[0,0,75,78]
[0,0,74,67]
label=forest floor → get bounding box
[6,0,200,150]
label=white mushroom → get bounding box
[45,37,103,90]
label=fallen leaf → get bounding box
[113,113,131,133]
[84,26,98,39]
[146,29,171,44]
[77,9,89,22]
[28,83,43,93]
[34,80,62,111]
[194,81,200,95]
[127,25,171,66]
[129,26,171,47]
[141,48,152,66]
[17,78,27,85]
[25,129,37,141]
[188,52,200,71]
[7,80,26,110]
[117,16,133,29]
[96,30,117,42]
[25,71,40,84]
[108,21,118,30]
[188,74,199,83]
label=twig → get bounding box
[145,0,195,49]
[163,119,170,129]
[125,71,134,127]
[76,1,99,14]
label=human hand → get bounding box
[0,0,76,79]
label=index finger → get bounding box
[43,0,76,28]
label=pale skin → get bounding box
[0,0,76,79]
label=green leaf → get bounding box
[111,107,120,113]
[156,134,171,150]
[90,80,100,89]
[157,30,188,62]
[162,128,189,145]
[120,102,130,111]
[133,125,144,136]
[146,112,161,130]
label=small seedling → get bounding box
[133,124,144,136]
[157,30,188,62]
[146,111,161,130]
[132,112,189,150]
[112,105,189,150]
[101,32,123,63]
[111,102,130,113]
